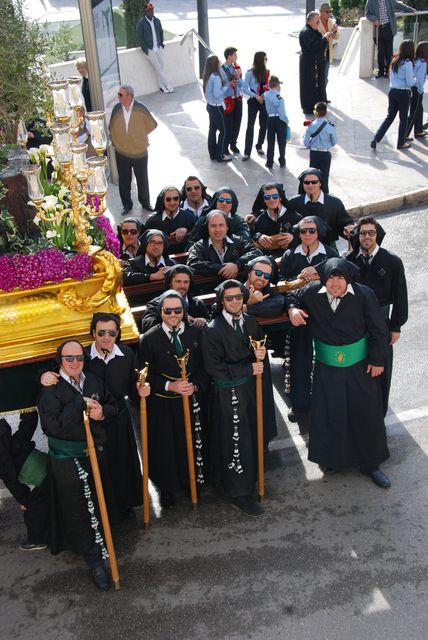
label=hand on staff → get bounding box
[277,233,293,249]
[252,361,264,375]
[299,266,318,282]
[136,381,151,397]
[389,331,400,346]
[219,262,238,278]
[169,380,195,396]
[170,227,188,243]
[256,234,273,249]
[254,346,266,361]
[40,371,59,386]
[367,364,384,377]
[288,307,308,326]
[85,398,104,420]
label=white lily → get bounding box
[27,148,40,164]
[58,186,69,201]
[45,230,58,238]
[41,195,59,210]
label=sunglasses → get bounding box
[253,269,271,280]
[299,228,317,235]
[121,228,138,235]
[186,185,201,191]
[359,230,376,237]
[97,329,117,337]
[118,92,125,97]
[62,354,85,362]
[148,239,164,246]
[303,180,320,185]
[165,196,179,202]
[224,294,244,301]
[162,307,183,315]
[264,193,280,200]
[217,197,233,204]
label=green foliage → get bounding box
[331,0,365,26]
[123,0,148,48]
[113,8,127,47]
[44,24,74,64]
[0,0,51,144]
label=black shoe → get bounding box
[375,72,386,78]
[242,154,250,161]
[142,204,155,213]
[231,496,264,518]
[370,139,377,150]
[160,491,175,509]
[255,146,265,156]
[423,121,428,131]
[217,155,232,162]
[265,162,273,169]
[90,563,110,590]
[319,465,340,475]
[326,99,331,104]
[121,207,132,216]
[361,467,391,488]
[230,146,241,154]
[287,410,298,423]
[19,541,48,551]
[278,158,286,167]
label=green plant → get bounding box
[44,24,74,64]
[123,0,148,48]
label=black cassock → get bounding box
[201,314,277,498]
[138,324,209,497]
[288,282,389,469]
[85,344,143,514]
[299,24,327,114]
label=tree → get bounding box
[123,0,148,49]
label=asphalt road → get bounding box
[1,205,427,639]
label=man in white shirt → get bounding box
[136,3,174,93]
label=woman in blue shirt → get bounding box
[371,40,415,150]
[242,51,270,160]
[203,54,233,162]
[406,41,428,140]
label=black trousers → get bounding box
[207,104,227,160]
[375,88,411,148]
[224,98,243,151]
[309,149,332,194]
[266,116,287,166]
[407,87,424,136]
[116,151,150,210]
[377,23,393,76]
[244,97,267,156]
[290,326,313,413]
[23,478,50,544]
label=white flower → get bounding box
[39,144,49,155]
[58,186,69,201]
[46,230,57,238]
[28,148,40,164]
[52,159,60,171]
[46,145,54,156]
[41,195,58,211]
[32,216,41,226]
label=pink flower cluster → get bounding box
[95,215,120,258]
[0,248,93,293]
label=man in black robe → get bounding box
[201,280,277,518]
[299,12,329,114]
[123,229,176,285]
[346,216,408,415]
[38,340,118,590]
[286,258,391,488]
[144,186,197,253]
[138,291,209,509]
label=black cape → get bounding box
[299,24,327,113]
[286,194,353,246]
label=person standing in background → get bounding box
[299,12,329,115]
[203,55,233,163]
[220,47,244,156]
[74,57,92,112]
[136,3,174,93]
[318,3,339,94]
[406,41,428,140]
[242,51,270,160]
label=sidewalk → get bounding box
[102,0,427,226]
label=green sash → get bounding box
[48,436,87,460]
[381,304,390,320]
[214,375,252,389]
[314,336,368,368]
[17,449,48,487]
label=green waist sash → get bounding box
[314,336,368,368]
[214,375,252,389]
[381,304,390,319]
[18,449,48,487]
[48,436,87,460]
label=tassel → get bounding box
[74,458,109,560]
[228,387,244,474]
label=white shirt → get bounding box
[60,368,86,393]
[222,309,244,331]
[90,341,124,365]
[182,198,209,217]
[294,241,326,263]
[121,100,134,133]
[357,244,380,264]
[305,190,325,205]
[208,236,234,263]
[266,204,287,221]
[146,15,159,52]
[319,283,355,312]
[145,254,166,268]
[162,209,180,221]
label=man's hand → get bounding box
[86,399,104,420]
[169,380,195,396]
[255,95,264,104]
[20,504,27,512]
[373,19,380,27]
[136,381,151,397]
[277,233,293,249]
[190,317,207,328]
[219,262,238,278]
[389,331,400,345]
[150,267,167,281]
[40,371,60,386]
[256,234,273,249]
[342,224,356,238]
[245,214,256,226]
[254,346,266,361]
[248,285,269,305]
[288,307,308,326]
[367,364,384,377]
[172,227,188,243]
[252,361,264,375]
[299,266,318,282]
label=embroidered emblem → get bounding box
[378,268,386,277]
[336,351,346,364]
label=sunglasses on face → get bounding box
[165,196,179,202]
[97,329,117,337]
[303,180,320,185]
[359,230,376,237]
[217,197,233,204]
[253,269,271,280]
[299,228,317,235]
[224,294,244,301]
[121,228,138,235]
[62,354,85,362]
[162,307,183,315]
[148,239,164,246]
[118,92,125,97]
[186,185,201,191]
[264,193,280,200]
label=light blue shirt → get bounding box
[264,89,288,124]
[303,116,337,150]
[414,58,427,94]
[389,59,415,89]
[243,70,265,97]
[205,73,229,105]
[219,64,244,98]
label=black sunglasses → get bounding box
[217,196,233,204]
[62,354,85,362]
[303,180,320,185]
[253,268,271,279]
[299,228,317,235]
[121,228,138,235]
[118,92,125,97]
[97,329,117,337]
[224,294,244,301]
[162,307,183,315]
[165,196,179,202]
[359,230,376,237]
[264,194,279,200]
[186,185,201,191]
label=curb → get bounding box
[348,188,428,219]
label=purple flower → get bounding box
[13,254,44,290]
[94,215,121,257]
[37,248,67,284]
[0,255,18,292]
[66,252,93,280]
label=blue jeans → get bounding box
[207,104,227,160]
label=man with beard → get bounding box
[145,186,197,253]
[252,183,301,259]
[123,229,176,285]
[180,176,211,218]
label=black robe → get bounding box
[123,254,177,286]
[201,314,277,498]
[138,324,209,497]
[144,209,197,254]
[141,294,210,333]
[187,234,262,279]
[287,282,389,469]
[38,372,117,556]
[299,24,327,113]
[252,208,302,259]
[188,212,251,246]
[286,194,353,246]
[346,247,408,415]
[84,344,143,513]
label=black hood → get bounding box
[315,257,360,285]
[349,220,386,250]
[297,168,325,195]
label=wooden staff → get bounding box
[83,409,120,591]
[249,335,267,501]
[175,350,198,508]
[138,365,150,528]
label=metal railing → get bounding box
[180,29,215,78]
[395,10,428,47]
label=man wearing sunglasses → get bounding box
[145,186,197,253]
[123,229,176,285]
[180,176,212,218]
[202,280,277,518]
[244,256,284,317]
[252,183,301,259]
[188,188,250,247]
[138,290,209,509]
[346,216,408,416]
[117,217,142,260]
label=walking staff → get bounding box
[138,365,150,527]
[250,335,267,501]
[176,351,198,508]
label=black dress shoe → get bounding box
[375,72,386,78]
[121,207,132,216]
[90,563,110,591]
[142,204,155,213]
[265,163,273,169]
[278,158,286,167]
[230,146,241,154]
[231,496,264,518]
[370,139,377,150]
[255,145,265,156]
[361,467,391,488]
[320,465,340,475]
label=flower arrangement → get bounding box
[28,144,61,195]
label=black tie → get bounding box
[170,329,183,356]
[233,318,244,339]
